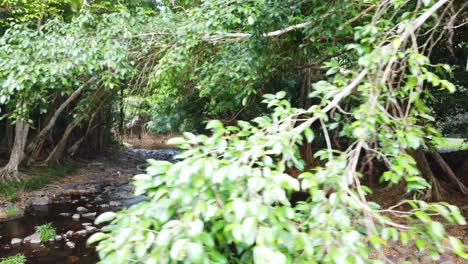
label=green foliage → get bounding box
[0,0,72,31]
[0,162,77,201]
[94,93,466,263]
[0,255,26,264]
[0,8,145,133]
[91,1,468,263]
[35,223,57,242]
[5,203,23,217]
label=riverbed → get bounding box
[0,148,178,263]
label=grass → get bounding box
[0,162,78,201]
[0,254,26,264]
[434,137,468,151]
[35,223,57,242]
[5,203,23,217]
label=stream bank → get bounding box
[0,148,178,263]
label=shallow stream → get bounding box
[0,149,178,263]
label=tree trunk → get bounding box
[119,85,124,136]
[5,116,14,152]
[44,91,108,164]
[0,120,30,181]
[409,148,442,201]
[430,151,468,196]
[68,99,107,157]
[27,79,93,161]
[44,114,85,165]
[299,70,314,167]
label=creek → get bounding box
[0,148,178,263]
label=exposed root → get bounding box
[0,166,21,182]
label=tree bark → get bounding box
[68,98,107,157]
[0,120,30,181]
[409,148,442,201]
[27,79,94,161]
[430,151,468,196]
[299,70,314,167]
[44,91,107,164]
[44,114,84,165]
[119,85,124,136]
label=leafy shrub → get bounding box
[92,95,467,263]
[88,0,468,263]
[35,223,56,242]
[0,255,26,264]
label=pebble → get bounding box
[59,213,71,217]
[65,230,74,237]
[11,238,22,245]
[55,235,62,241]
[72,214,80,220]
[82,212,96,219]
[27,196,51,206]
[109,201,122,207]
[82,223,92,226]
[75,230,88,236]
[100,204,109,208]
[85,226,97,232]
[66,241,76,248]
[77,206,88,213]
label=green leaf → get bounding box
[87,232,108,245]
[95,212,116,225]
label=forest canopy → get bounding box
[0,0,467,263]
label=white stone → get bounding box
[109,201,122,207]
[11,238,22,245]
[76,206,88,213]
[24,233,41,244]
[72,213,80,220]
[28,197,50,206]
[75,230,88,236]
[85,226,97,232]
[82,212,96,219]
[66,241,76,248]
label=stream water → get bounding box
[0,148,178,263]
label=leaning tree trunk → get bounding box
[27,80,92,161]
[44,91,108,164]
[68,99,108,157]
[44,113,86,165]
[409,148,442,201]
[0,120,30,181]
[430,151,468,196]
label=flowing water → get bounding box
[0,149,178,263]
